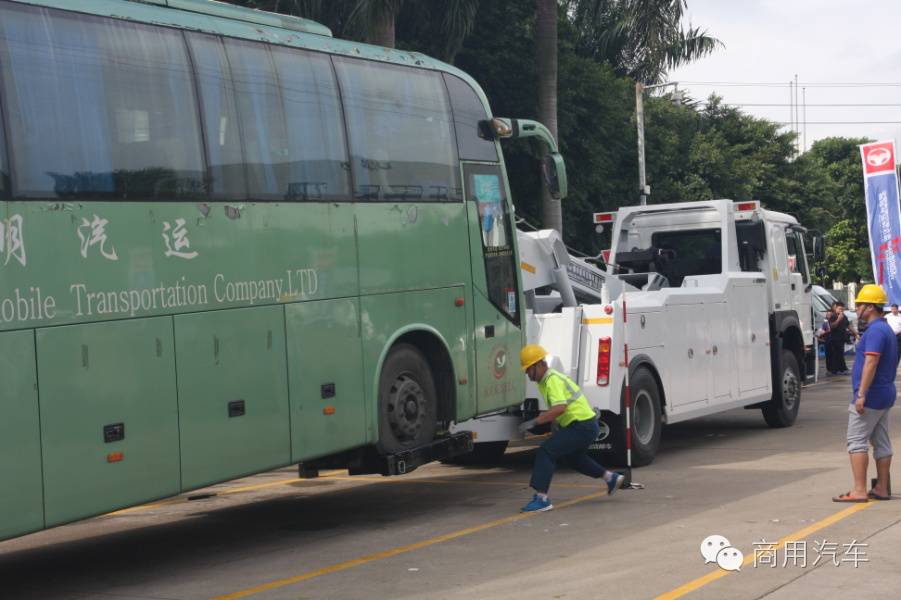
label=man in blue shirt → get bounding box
[834,285,897,502]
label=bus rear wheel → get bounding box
[376,344,438,454]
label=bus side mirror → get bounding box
[816,266,827,278]
[542,153,567,200]
[813,236,825,263]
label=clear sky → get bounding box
[669,0,901,153]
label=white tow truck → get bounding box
[452,199,823,466]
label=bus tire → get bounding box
[376,344,438,454]
[762,350,801,428]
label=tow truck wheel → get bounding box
[629,368,662,466]
[591,367,661,467]
[376,344,438,454]
[762,350,801,428]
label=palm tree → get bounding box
[536,0,562,234]
[346,0,404,47]
[566,0,721,84]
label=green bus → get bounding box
[0,0,565,541]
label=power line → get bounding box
[680,81,901,88]
[774,121,901,125]
[717,103,901,107]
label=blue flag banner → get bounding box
[860,140,901,305]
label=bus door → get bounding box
[462,162,524,413]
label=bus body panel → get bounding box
[36,316,181,527]
[286,297,366,461]
[0,202,357,333]
[355,203,471,295]
[0,330,44,540]
[174,305,291,490]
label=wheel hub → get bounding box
[387,374,425,442]
[782,369,799,410]
[633,390,655,445]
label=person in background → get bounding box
[818,307,833,362]
[826,302,857,375]
[833,285,895,503]
[885,304,901,359]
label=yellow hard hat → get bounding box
[520,344,547,371]
[855,284,888,306]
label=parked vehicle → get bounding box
[454,200,823,467]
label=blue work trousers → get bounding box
[529,417,607,494]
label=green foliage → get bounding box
[824,219,872,284]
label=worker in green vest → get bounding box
[518,344,623,512]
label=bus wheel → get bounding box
[376,344,438,454]
[629,368,662,467]
[762,350,801,428]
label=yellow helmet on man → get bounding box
[854,284,888,306]
[520,344,547,371]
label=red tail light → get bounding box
[597,337,611,386]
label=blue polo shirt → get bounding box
[851,317,898,410]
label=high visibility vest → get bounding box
[537,369,596,427]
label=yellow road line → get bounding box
[654,502,874,599]
[212,490,610,600]
[106,470,346,516]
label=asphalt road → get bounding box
[2,364,900,599]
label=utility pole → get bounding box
[635,81,679,205]
[794,74,799,156]
[788,79,794,153]
[635,83,648,205]
[802,86,807,154]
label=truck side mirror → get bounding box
[542,153,568,200]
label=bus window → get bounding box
[0,101,7,195]
[443,74,498,163]
[335,57,460,202]
[271,45,349,201]
[0,3,204,199]
[187,34,247,199]
[222,39,288,200]
[219,38,350,201]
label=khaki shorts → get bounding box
[847,405,893,459]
